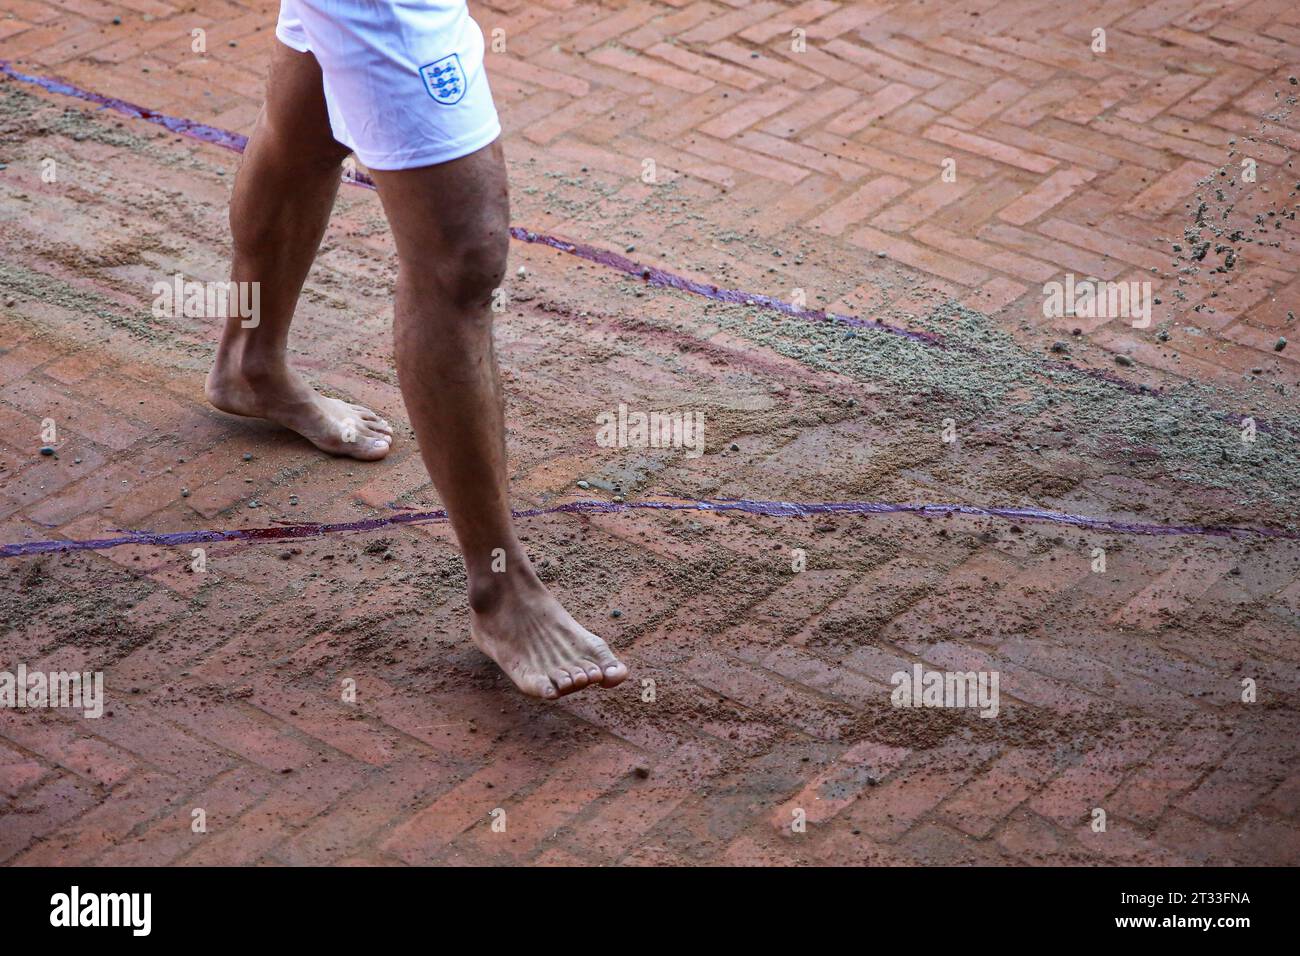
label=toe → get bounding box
[586,639,629,686]
[342,436,391,461]
[354,407,393,434]
[600,661,629,686]
[579,659,604,683]
[567,667,590,691]
[549,668,574,693]
[507,663,559,699]
[527,671,559,699]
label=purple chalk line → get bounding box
[1,498,1295,559]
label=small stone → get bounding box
[517,266,527,278]
[39,446,55,456]
[576,480,590,490]
[612,495,624,503]
[112,16,121,24]
[632,766,650,780]
[180,488,190,497]
[242,452,253,461]
[625,244,635,253]
[1050,341,1068,353]
[1115,354,1134,367]
[1275,337,1287,352]
[610,609,623,618]
[729,442,739,451]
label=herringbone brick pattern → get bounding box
[0,0,1297,865]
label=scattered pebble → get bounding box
[1275,337,1287,352]
[1115,355,1134,367]
[242,452,252,461]
[610,609,622,618]
[576,480,590,490]
[39,446,54,456]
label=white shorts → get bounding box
[275,0,501,170]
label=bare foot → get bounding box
[206,360,393,460]
[470,573,629,699]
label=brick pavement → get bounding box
[0,0,1298,866]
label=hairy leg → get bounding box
[369,143,628,699]
[206,41,393,460]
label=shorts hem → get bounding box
[350,117,501,171]
[274,26,310,54]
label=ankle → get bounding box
[468,559,541,615]
[214,345,289,385]
[247,341,293,374]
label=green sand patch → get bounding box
[695,297,1299,516]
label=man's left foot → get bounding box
[469,572,629,699]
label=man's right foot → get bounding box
[205,359,394,461]
[470,574,629,699]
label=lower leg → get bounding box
[371,144,627,699]
[206,44,393,459]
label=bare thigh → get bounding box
[368,140,510,280]
[257,40,351,169]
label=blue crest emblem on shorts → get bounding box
[420,54,466,105]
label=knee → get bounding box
[420,227,510,312]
